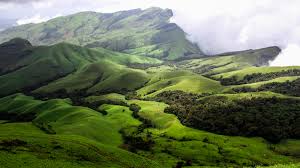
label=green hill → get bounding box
[0,8,299,168]
[137,70,224,97]
[0,8,203,60]
[0,123,159,168]
[1,94,299,168]
[0,39,160,96]
[177,46,281,76]
[35,60,150,94]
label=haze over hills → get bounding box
[0,7,299,168]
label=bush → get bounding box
[129,104,141,118]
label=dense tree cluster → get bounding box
[219,69,300,85]
[232,78,300,97]
[126,63,163,70]
[129,104,141,118]
[259,79,300,96]
[156,91,300,143]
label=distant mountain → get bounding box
[0,7,203,60]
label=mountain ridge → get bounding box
[0,7,203,60]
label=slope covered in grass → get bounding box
[213,66,300,80]
[229,76,300,89]
[0,39,160,96]
[137,70,223,97]
[0,8,203,60]
[0,122,160,168]
[0,94,141,146]
[177,46,281,76]
[125,99,299,167]
[35,60,150,94]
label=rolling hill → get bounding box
[0,38,160,96]
[0,8,299,168]
[0,7,203,60]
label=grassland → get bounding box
[177,46,281,76]
[0,122,160,168]
[0,39,161,96]
[35,60,150,94]
[137,70,224,97]
[213,66,300,80]
[1,94,299,167]
[126,99,300,167]
[0,93,138,146]
[0,8,203,60]
[0,18,299,167]
[229,76,300,89]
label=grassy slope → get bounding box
[0,122,160,168]
[230,76,300,89]
[213,66,300,80]
[126,99,299,167]
[0,94,299,167]
[177,46,281,76]
[0,41,160,96]
[34,60,150,94]
[0,8,202,60]
[137,70,223,97]
[0,94,139,146]
[199,91,300,101]
[85,93,126,104]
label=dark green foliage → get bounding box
[219,69,300,85]
[121,128,155,153]
[0,111,36,122]
[34,122,56,134]
[232,79,300,97]
[0,139,27,148]
[258,79,300,96]
[158,92,300,143]
[0,38,33,74]
[126,63,163,70]
[129,104,141,118]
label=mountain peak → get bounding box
[0,38,32,49]
[0,8,201,60]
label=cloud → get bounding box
[166,0,300,66]
[16,14,61,25]
[0,0,300,66]
[270,44,300,66]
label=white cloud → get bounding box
[270,44,300,66]
[16,14,61,25]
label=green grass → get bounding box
[230,76,300,89]
[177,46,281,76]
[213,66,300,80]
[0,94,299,167]
[0,94,138,146]
[210,91,300,101]
[137,70,224,97]
[257,164,300,168]
[0,42,161,96]
[0,8,202,60]
[0,122,160,168]
[125,99,299,167]
[35,60,150,94]
[85,93,127,104]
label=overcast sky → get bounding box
[0,0,300,66]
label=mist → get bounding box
[1,0,300,66]
[167,0,300,66]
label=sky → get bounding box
[0,0,300,66]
